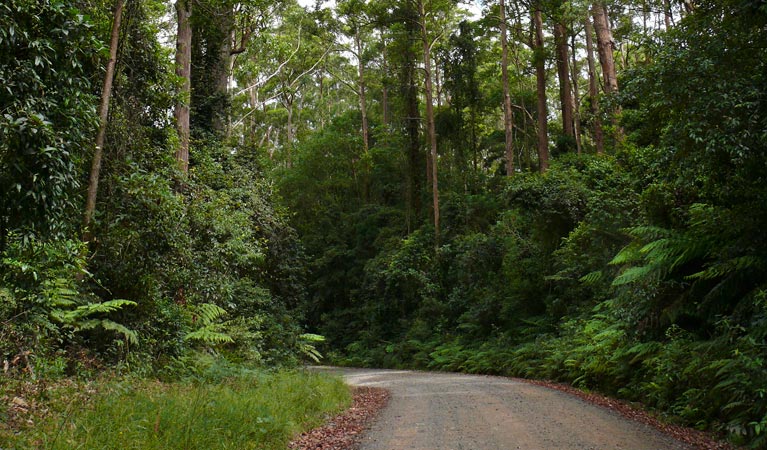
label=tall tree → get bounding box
[570,33,583,154]
[499,0,515,176]
[175,0,192,174]
[584,18,604,154]
[338,0,372,154]
[591,2,617,95]
[553,21,574,138]
[390,2,423,233]
[533,4,549,172]
[417,0,441,241]
[83,0,124,242]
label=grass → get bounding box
[2,369,351,450]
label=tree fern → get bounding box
[191,303,228,326]
[75,318,139,345]
[184,325,235,344]
[184,303,234,346]
[610,225,709,286]
[49,297,138,344]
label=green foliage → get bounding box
[2,369,351,450]
[0,0,99,242]
[1,235,137,372]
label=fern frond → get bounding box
[299,333,325,343]
[610,242,643,265]
[579,270,603,284]
[689,256,762,280]
[613,265,658,286]
[75,319,139,345]
[76,299,137,315]
[299,333,326,363]
[627,225,673,240]
[184,325,234,344]
[193,303,228,326]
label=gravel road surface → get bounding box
[323,367,690,450]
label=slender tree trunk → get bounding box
[584,18,604,154]
[420,1,440,243]
[570,33,583,154]
[381,38,390,126]
[405,43,421,234]
[318,64,326,129]
[664,0,672,29]
[500,0,515,176]
[175,0,192,174]
[592,3,618,95]
[286,98,294,168]
[354,28,370,202]
[554,22,574,138]
[213,6,234,134]
[533,6,549,172]
[83,0,124,242]
[435,56,443,109]
[354,29,369,154]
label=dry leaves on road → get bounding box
[289,386,390,450]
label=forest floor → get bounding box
[301,367,734,450]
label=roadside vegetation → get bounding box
[1,363,349,450]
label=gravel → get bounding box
[295,367,734,450]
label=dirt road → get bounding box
[326,367,690,450]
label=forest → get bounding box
[1,0,765,447]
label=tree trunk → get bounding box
[592,3,618,95]
[435,56,443,109]
[585,18,604,154]
[213,6,234,134]
[175,0,192,174]
[405,43,421,234]
[286,98,294,168]
[83,0,124,242]
[500,0,515,176]
[381,38,390,126]
[664,0,673,29]
[554,22,574,138]
[533,6,549,172]
[570,33,583,154]
[420,1,440,243]
[354,29,369,154]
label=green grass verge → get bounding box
[3,370,350,450]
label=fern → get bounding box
[192,303,228,326]
[184,303,233,346]
[688,256,762,281]
[184,325,235,344]
[579,270,604,284]
[75,318,139,345]
[298,333,325,363]
[54,299,137,322]
[610,224,710,286]
[49,298,138,344]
